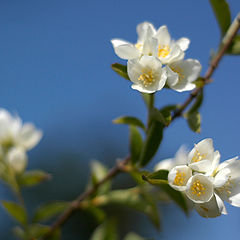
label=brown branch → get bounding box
[41,156,130,239]
[41,13,240,239]
[172,13,240,120]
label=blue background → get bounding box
[0,0,239,239]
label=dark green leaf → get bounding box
[90,219,119,240]
[26,224,60,239]
[159,105,178,126]
[113,116,145,130]
[209,0,231,36]
[124,232,145,240]
[85,206,106,223]
[139,121,164,167]
[1,201,27,225]
[188,90,204,114]
[150,108,167,126]
[129,126,143,164]
[111,63,130,80]
[33,201,69,223]
[185,111,201,133]
[13,226,25,240]
[142,170,169,185]
[17,170,51,187]
[228,34,240,54]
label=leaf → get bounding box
[228,34,240,55]
[139,121,164,167]
[90,160,111,195]
[26,224,60,239]
[193,77,205,88]
[85,206,106,224]
[142,170,169,185]
[150,108,167,126]
[188,90,204,114]
[159,105,178,126]
[111,63,130,80]
[113,116,145,130]
[185,111,201,133]
[17,170,51,187]
[124,232,145,240]
[33,201,69,223]
[1,201,27,225]
[129,126,143,164]
[13,226,25,240]
[90,219,119,240]
[209,0,231,36]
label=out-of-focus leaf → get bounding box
[90,219,119,240]
[111,63,130,80]
[193,77,205,88]
[124,232,145,240]
[150,108,167,126]
[139,121,164,167]
[185,111,201,133]
[188,90,204,114]
[129,126,143,164]
[159,105,178,126]
[91,160,111,195]
[13,226,25,240]
[17,170,51,187]
[85,206,106,224]
[209,0,231,36]
[1,201,27,225]
[142,170,168,185]
[33,201,69,223]
[228,34,240,55]
[113,116,145,130]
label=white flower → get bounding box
[186,174,214,203]
[154,145,188,171]
[188,138,220,174]
[166,59,202,92]
[168,165,192,191]
[127,55,167,93]
[0,109,42,151]
[111,22,189,63]
[6,147,27,173]
[214,157,240,207]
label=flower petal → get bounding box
[175,38,190,51]
[154,158,174,171]
[155,25,170,45]
[137,22,156,43]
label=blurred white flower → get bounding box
[166,59,201,92]
[127,55,167,93]
[0,109,42,151]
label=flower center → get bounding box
[191,180,206,196]
[192,149,207,163]
[170,66,185,82]
[138,70,155,87]
[173,171,186,186]
[135,43,143,51]
[217,177,236,197]
[158,45,170,58]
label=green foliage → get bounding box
[209,0,231,36]
[159,105,178,126]
[17,170,51,187]
[90,219,119,240]
[129,126,143,164]
[150,108,168,126]
[185,111,201,133]
[188,90,204,114]
[1,201,27,226]
[85,206,106,224]
[111,63,130,80]
[139,121,164,167]
[142,170,168,185]
[113,116,145,130]
[124,232,145,240]
[228,34,240,55]
[33,201,70,223]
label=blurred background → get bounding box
[0,0,239,239]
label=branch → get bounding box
[172,12,240,120]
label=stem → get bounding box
[41,13,240,239]
[172,12,240,120]
[147,93,155,130]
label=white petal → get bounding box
[194,194,227,218]
[175,38,190,51]
[174,145,189,165]
[137,22,156,43]
[18,123,42,150]
[186,174,214,203]
[155,25,170,45]
[181,59,202,83]
[111,39,141,60]
[142,37,158,56]
[189,160,213,173]
[166,66,179,87]
[131,84,155,93]
[168,165,192,191]
[206,150,221,176]
[154,158,174,171]
[214,167,231,187]
[156,67,167,91]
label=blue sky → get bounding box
[0,0,239,239]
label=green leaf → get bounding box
[85,206,106,224]
[129,126,143,164]
[91,160,111,195]
[26,224,60,239]
[33,201,69,223]
[228,34,240,55]
[1,201,27,225]
[124,232,145,240]
[17,170,51,187]
[113,116,145,130]
[142,170,169,185]
[188,90,204,114]
[193,77,205,88]
[150,108,167,126]
[139,121,164,167]
[209,0,231,36]
[185,111,201,133]
[159,105,178,126]
[111,63,130,80]
[13,226,25,240]
[90,219,119,240]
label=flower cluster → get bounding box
[0,109,42,174]
[157,139,240,218]
[111,22,202,93]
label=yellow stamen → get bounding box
[217,177,236,197]
[191,180,206,197]
[135,43,143,51]
[138,70,155,87]
[173,171,186,186]
[170,65,185,82]
[192,149,207,163]
[158,45,170,58]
